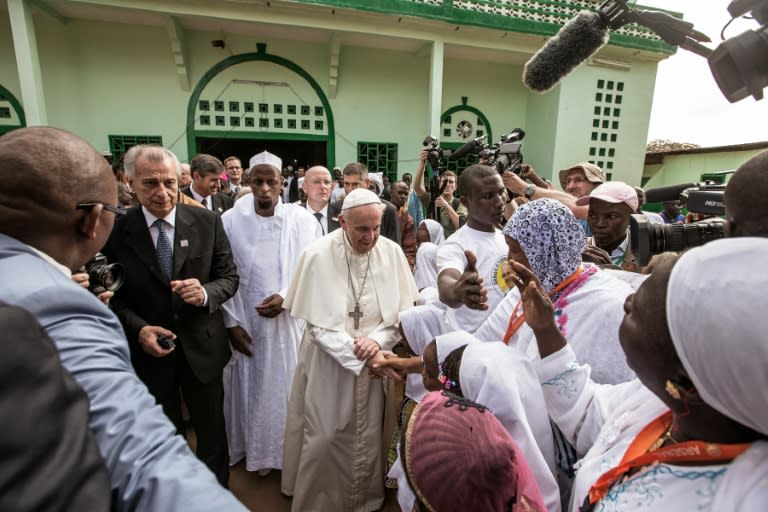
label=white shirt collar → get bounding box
[307,203,328,217]
[609,232,630,263]
[189,184,208,203]
[142,205,177,229]
[26,244,72,277]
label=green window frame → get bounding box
[357,142,398,182]
[108,134,163,164]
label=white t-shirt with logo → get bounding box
[436,225,510,333]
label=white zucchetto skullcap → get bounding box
[341,188,382,211]
[667,237,768,436]
[249,151,282,172]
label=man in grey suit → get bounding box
[0,127,247,511]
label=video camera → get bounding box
[479,129,526,175]
[630,182,728,266]
[81,253,126,295]
[599,0,768,103]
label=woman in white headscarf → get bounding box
[510,238,768,512]
[475,198,635,385]
[434,334,562,512]
[413,219,445,291]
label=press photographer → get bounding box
[416,137,472,238]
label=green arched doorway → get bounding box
[186,44,335,169]
[0,85,26,136]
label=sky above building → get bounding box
[640,0,768,147]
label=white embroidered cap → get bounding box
[341,188,382,211]
[249,151,282,172]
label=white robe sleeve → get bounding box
[367,322,400,351]
[309,324,366,375]
[535,345,640,456]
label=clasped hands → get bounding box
[354,337,401,380]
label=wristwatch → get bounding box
[523,184,536,199]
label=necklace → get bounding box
[344,238,372,330]
[648,423,678,453]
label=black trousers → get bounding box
[134,345,229,487]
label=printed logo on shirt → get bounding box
[491,256,511,295]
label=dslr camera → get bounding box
[82,253,126,295]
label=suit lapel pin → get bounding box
[180,240,189,247]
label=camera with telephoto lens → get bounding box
[479,129,526,175]
[82,253,126,295]
[630,182,728,267]
[422,136,453,174]
[156,334,175,350]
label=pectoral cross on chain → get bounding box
[349,303,363,329]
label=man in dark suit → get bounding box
[328,162,400,243]
[300,165,337,234]
[103,144,239,487]
[0,127,245,510]
[182,153,234,214]
[0,301,111,512]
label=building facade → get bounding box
[2,0,675,184]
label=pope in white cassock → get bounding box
[221,151,322,473]
[281,188,419,511]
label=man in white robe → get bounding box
[221,151,321,473]
[281,188,419,512]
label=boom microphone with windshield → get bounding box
[523,11,609,93]
[523,0,712,93]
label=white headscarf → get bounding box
[419,219,445,246]
[459,342,560,511]
[413,242,439,290]
[503,198,586,293]
[399,304,452,356]
[667,237,768,436]
[435,330,480,365]
[399,304,452,402]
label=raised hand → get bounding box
[456,249,488,310]
[507,260,555,333]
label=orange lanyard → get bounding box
[502,267,582,344]
[585,411,751,507]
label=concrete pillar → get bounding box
[8,0,48,125]
[427,40,444,140]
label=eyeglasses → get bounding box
[76,202,127,217]
[565,177,587,185]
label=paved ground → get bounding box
[228,464,400,511]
